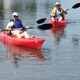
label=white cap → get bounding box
[54,2,61,6]
[12,12,19,16]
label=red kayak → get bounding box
[49,20,67,27]
[0,32,45,49]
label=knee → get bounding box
[14,31,19,35]
[51,17,55,21]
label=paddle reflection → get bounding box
[6,45,44,67]
[50,26,66,44]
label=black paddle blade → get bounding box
[72,3,80,9]
[37,18,46,24]
[38,24,52,30]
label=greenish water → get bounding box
[0,0,80,80]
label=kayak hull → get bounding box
[0,32,45,49]
[49,20,67,27]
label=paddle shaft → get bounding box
[0,23,52,32]
[0,27,33,31]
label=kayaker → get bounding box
[51,2,67,21]
[6,12,35,38]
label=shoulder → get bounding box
[52,7,57,12]
[10,18,14,21]
[18,19,22,22]
[7,21,14,27]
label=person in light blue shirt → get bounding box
[51,2,67,21]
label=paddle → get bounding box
[37,3,80,24]
[0,23,52,31]
[66,3,80,11]
[37,24,52,30]
[22,24,52,30]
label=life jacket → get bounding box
[52,7,65,19]
[10,19,23,28]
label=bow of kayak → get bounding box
[49,20,67,27]
[0,32,45,49]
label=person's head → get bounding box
[54,2,61,9]
[12,12,19,20]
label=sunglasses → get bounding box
[56,5,61,6]
[14,16,18,17]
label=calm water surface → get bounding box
[0,0,80,80]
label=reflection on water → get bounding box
[3,0,37,11]
[6,45,44,67]
[0,0,80,80]
[0,0,61,28]
[50,25,66,44]
[72,34,80,45]
[2,0,38,28]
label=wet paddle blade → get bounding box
[37,18,46,24]
[72,3,80,9]
[38,24,52,30]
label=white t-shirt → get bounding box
[7,21,22,33]
[7,21,14,27]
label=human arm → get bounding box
[6,22,14,30]
[22,26,29,31]
[19,20,29,30]
[61,8,67,14]
[63,10,67,14]
[51,9,56,17]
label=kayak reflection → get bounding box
[6,45,44,67]
[50,26,66,44]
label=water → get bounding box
[0,0,80,80]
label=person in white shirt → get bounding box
[6,12,35,38]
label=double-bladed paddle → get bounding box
[0,23,52,31]
[24,24,52,30]
[37,3,80,24]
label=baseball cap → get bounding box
[12,12,19,16]
[54,2,61,6]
